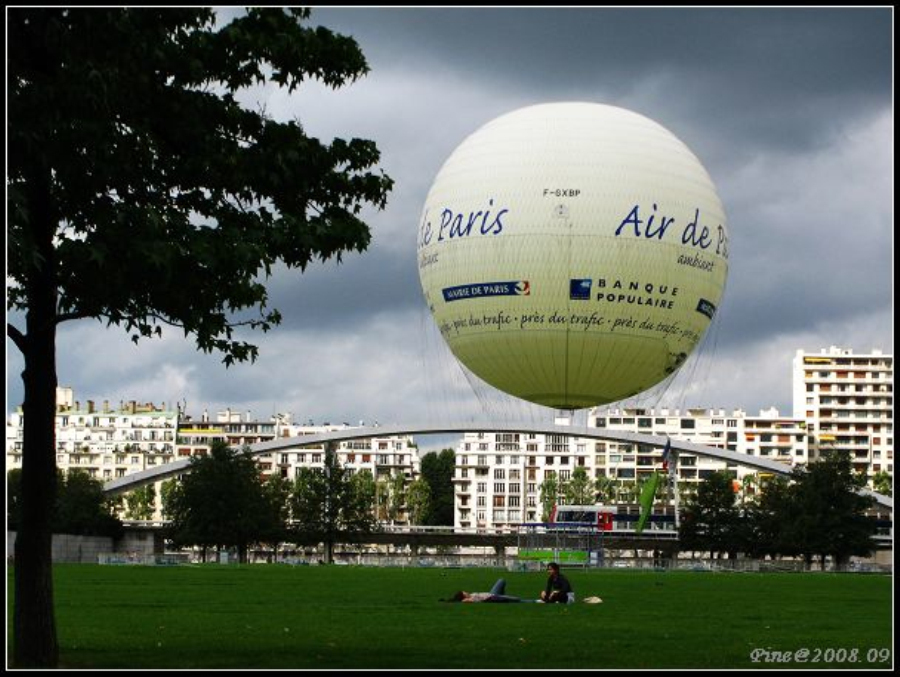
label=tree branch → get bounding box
[55,311,93,325]
[7,322,27,353]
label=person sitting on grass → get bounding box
[441,578,538,603]
[540,562,573,603]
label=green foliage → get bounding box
[405,477,431,525]
[563,467,594,505]
[164,441,282,562]
[289,446,376,561]
[53,470,124,538]
[678,471,743,558]
[418,449,454,525]
[593,475,617,503]
[683,452,878,566]
[258,474,292,546]
[7,468,123,538]
[388,472,406,522]
[871,470,892,497]
[8,8,393,364]
[159,478,180,520]
[123,484,156,521]
[744,476,795,558]
[782,450,877,566]
[370,471,411,524]
[538,474,559,521]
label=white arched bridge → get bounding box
[103,421,893,511]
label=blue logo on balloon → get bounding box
[443,281,530,303]
[570,279,592,300]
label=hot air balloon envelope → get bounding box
[417,102,729,409]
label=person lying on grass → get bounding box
[441,578,538,603]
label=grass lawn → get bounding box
[7,564,894,669]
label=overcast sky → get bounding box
[5,7,894,450]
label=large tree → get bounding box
[785,450,877,569]
[165,441,283,563]
[7,8,391,666]
[744,475,797,559]
[7,467,123,538]
[405,477,432,526]
[289,446,377,563]
[419,449,455,526]
[563,467,594,505]
[52,469,125,539]
[678,471,744,559]
[745,452,877,568]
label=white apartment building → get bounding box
[6,387,179,483]
[265,421,419,486]
[174,408,279,462]
[792,346,893,479]
[453,407,811,533]
[6,391,418,523]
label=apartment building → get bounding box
[6,391,418,522]
[792,346,893,479]
[6,387,179,483]
[274,421,418,482]
[452,407,812,533]
[174,408,278,462]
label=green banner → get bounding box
[635,472,661,534]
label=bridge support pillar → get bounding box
[493,544,506,565]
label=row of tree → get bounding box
[7,468,124,539]
[679,450,881,568]
[156,442,455,563]
[6,442,457,567]
[8,445,880,570]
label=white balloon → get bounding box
[417,102,729,409]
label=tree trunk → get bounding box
[13,165,60,667]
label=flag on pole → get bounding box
[661,437,672,472]
[635,472,661,534]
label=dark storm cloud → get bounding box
[263,237,423,334]
[314,7,892,154]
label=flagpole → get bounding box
[670,450,680,531]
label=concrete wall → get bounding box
[7,527,162,564]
